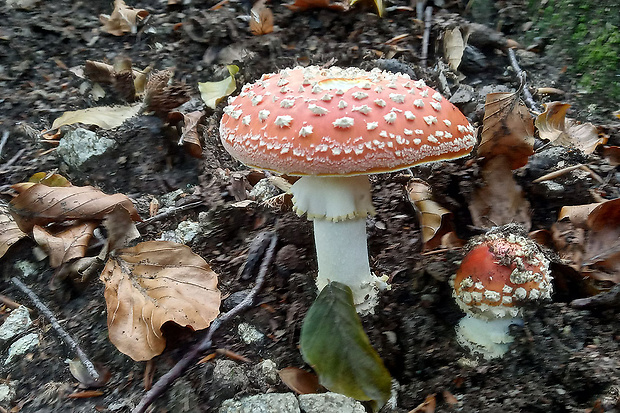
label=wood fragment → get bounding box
[532,164,584,183]
[421,6,432,68]
[67,390,105,399]
[216,348,251,363]
[507,48,540,113]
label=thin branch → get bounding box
[507,48,541,113]
[132,233,278,413]
[10,277,100,382]
[421,6,432,68]
[136,201,204,230]
[0,131,9,157]
[570,283,620,310]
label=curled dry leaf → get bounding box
[478,92,535,169]
[278,367,321,395]
[144,70,191,117]
[250,0,274,36]
[553,198,620,284]
[198,65,239,110]
[409,394,437,413]
[443,27,465,71]
[601,146,620,166]
[535,102,606,154]
[405,179,454,250]
[100,240,221,361]
[469,156,531,230]
[0,204,27,259]
[349,0,384,16]
[9,183,140,233]
[178,110,204,158]
[285,0,349,12]
[103,205,141,252]
[99,0,149,36]
[51,103,143,131]
[33,222,98,268]
[84,60,150,100]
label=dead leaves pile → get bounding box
[0,173,221,361]
[100,0,149,36]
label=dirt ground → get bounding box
[1,0,619,412]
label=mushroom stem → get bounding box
[289,175,387,314]
[456,314,523,359]
[313,218,377,309]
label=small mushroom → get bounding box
[451,225,553,359]
[220,66,477,313]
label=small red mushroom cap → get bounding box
[452,228,552,320]
[219,66,476,176]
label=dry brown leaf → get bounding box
[99,0,149,36]
[478,92,535,169]
[33,222,98,268]
[0,204,27,259]
[583,199,620,283]
[9,184,140,233]
[103,205,141,252]
[100,240,221,361]
[250,0,274,36]
[409,394,436,413]
[469,156,531,230]
[442,390,458,405]
[601,146,620,166]
[535,102,606,154]
[443,27,465,71]
[278,367,321,395]
[144,70,191,117]
[405,179,454,250]
[285,0,349,12]
[551,219,586,272]
[51,103,143,130]
[180,110,204,158]
[558,203,601,228]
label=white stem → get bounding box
[314,218,377,309]
[456,314,524,359]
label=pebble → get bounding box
[219,393,299,413]
[0,306,32,343]
[298,393,366,413]
[0,382,16,405]
[57,128,117,170]
[5,333,39,365]
[237,322,264,344]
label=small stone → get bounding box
[249,179,280,202]
[0,382,16,405]
[57,128,117,170]
[237,322,264,344]
[255,359,278,385]
[219,393,300,413]
[0,306,32,343]
[14,261,39,279]
[5,332,39,365]
[298,392,366,413]
[175,220,201,244]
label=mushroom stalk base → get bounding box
[456,314,523,359]
[313,218,382,314]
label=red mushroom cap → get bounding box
[219,66,476,176]
[452,230,552,320]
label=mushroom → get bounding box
[220,66,476,313]
[451,225,553,359]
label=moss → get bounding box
[528,0,620,103]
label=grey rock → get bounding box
[211,360,251,402]
[0,306,32,343]
[237,322,264,344]
[0,382,16,405]
[5,332,39,365]
[57,128,117,170]
[249,178,280,202]
[298,392,366,413]
[219,393,300,413]
[449,85,476,105]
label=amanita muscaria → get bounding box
[220,66,476,313]
[451,226,553,359]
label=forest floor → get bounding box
[0,0,619,412]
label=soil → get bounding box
[1,0,619,412]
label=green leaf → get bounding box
[198,65,239,110]
[300,282,391,411]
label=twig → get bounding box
[136,201,204,230]
[132,234,278,413]
[0,148,26,174]
[507,48,541,113]
[421,6,432,68]
[570,283,620,310]
[0,131,9,157]
[532,164,584,183]
[10,277,100,382]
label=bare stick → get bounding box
[11,277,100,382]
[0,131,9,157]
[132,234,278,413]
[136,201,204,230]
[421,6,433,68]
[570,283,620,310]
[507,48,541,112]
